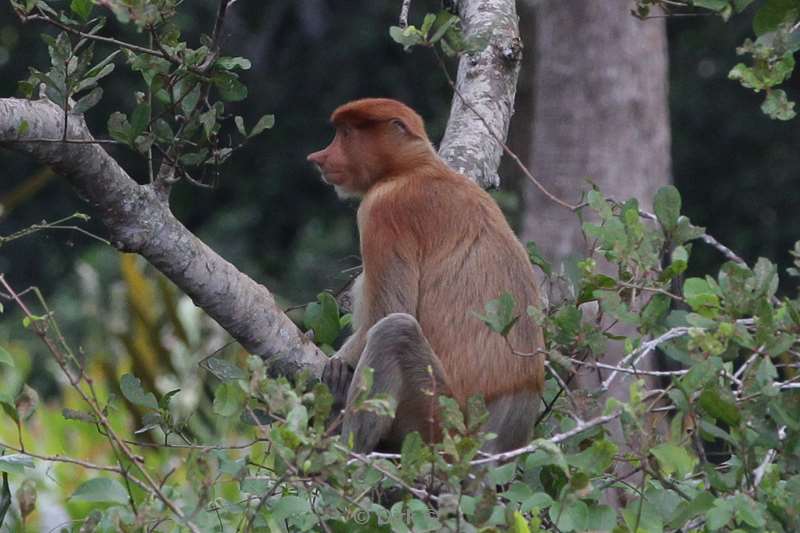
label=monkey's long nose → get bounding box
[307,150,326,165]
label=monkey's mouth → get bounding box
[318,170,344,185]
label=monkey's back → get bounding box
[393,172,545,404]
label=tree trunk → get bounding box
[519,0,672,507]
[522,0,671,264]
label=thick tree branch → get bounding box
[0,97,325,378]
[438,0,522,188]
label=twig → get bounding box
[399,0,412,28]
[545,361,579,410]
[571,358,689,377]
[471,408,624,466]
[753,426,786,488]
[602,327,691,390]
[211,0,232,48]
[639,209,746,265]
[20,12,177,65]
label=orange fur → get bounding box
[308,98,544,416]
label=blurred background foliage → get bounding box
[0,0,797,462]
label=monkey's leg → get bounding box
[342,313,450,452]
[482,390,541,454]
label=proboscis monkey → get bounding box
[307,98,544,453]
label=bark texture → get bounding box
[522,0,671,263]
[439,0,521,188]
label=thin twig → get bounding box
[602,327,692,390]
[471,408,624,466]
[399,0,412,28]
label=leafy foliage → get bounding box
[635,0,800,119]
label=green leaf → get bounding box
[706,498,734,530]
[70,0,92,20]
[17,120,29,136]
[234,115,246,136]
[400,431,429,480]
[641,293,670,331]
[0,454,34,475]
[180,82,201,115]
[680,356,723,392]
[199,107,216,138]
[694,0,730,10]
[762,88,796,120]
[179,149,209,166]
[0,398,18,424]
[212,382,245,417]
[766,332,795,357]
[734,0,756,12]
[587,189,613,219]
[215,56,251,70]
[654,185,682,232]
[129,103,150,138]
[430,12,459,44]
[526,241,552,276]
[70,478,128,505]
[389,25,424,51]
[474,292,519,336]
[84,51,120,81]
[510,511,531,533]
[119,373,158,410]
[698,387,741,426]
[567,439,618,475]
[205,357,247,382]
[587,505,617,532]
[72,86,103,114]
[652,443,697,478]
[107,112,132,145]
[550,500,589,532]
[683,277,720,314]
[213,72,248,102]
[489,461,518,485]
[420,13,437,36]
[158,389,181,410]
[153,119,174,142]
[0,346,14,367]
[732,494,766,528]
[272,495,311,522]
[753,0,799,35]
[304,292,341,346]
[249,114,275,137]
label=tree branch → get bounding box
[438,0,522,188]
[0,97,326,378]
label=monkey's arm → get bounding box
[335,205,420,368]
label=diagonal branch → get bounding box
[0,97,326,378]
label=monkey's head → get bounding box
[307,98,433,197]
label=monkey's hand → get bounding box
[322,358,354,413]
